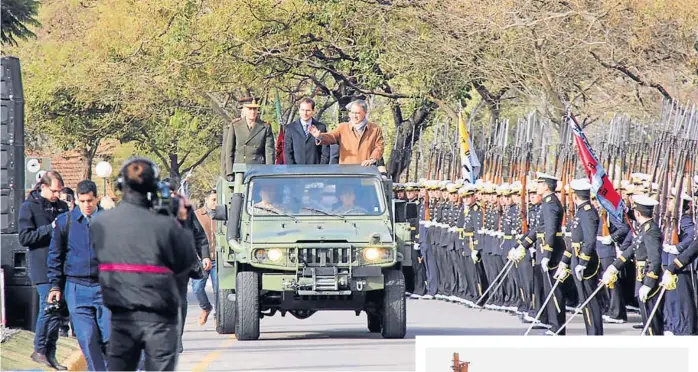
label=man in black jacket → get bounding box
[18,170,70,370]
[283,98,330,164]
[91,157,201,370]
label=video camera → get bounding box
[153,179,182,217]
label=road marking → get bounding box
[192,336,237,372]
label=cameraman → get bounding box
[90,158,201,370]
[164,180,210,354]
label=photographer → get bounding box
[18,170,70,370]
[163,178,210,354]
[90,157,201,370]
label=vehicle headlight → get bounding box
[363,247,380,261]
[254,249,267,261]
[268,248,283,262]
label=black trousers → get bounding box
[543,268,567,335]
[637,281,664,336]
[572,259,604,335]
[411,248,428,296]
[600,256,627,320]
[491,255,506,306]
[108,317,179,371]
[441,246,457,296]
[663,270,696,335]
[517,254,534,314]
[531,255,549,324]
[463,250,480,302]
[452,249,469,299]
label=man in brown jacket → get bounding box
[309,99,384,166]
[192,190,218,325]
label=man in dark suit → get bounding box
[224,98,276,178]
[283,98,330,164]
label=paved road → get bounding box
[177,284,642,371]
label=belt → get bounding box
[536,233,544,238]
[571,242,581,248]
[463,232,474,237]
[503,235,513,240]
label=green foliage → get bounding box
[1,0,40,46]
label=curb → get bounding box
[64,349,87,371]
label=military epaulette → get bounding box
[473,205,480,211]
[545,196,552,203]
[645,224,650,232]
[584,204,591,211]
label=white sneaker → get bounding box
[544,330,556,336]
[665,330,674,336]
[405,292,412,297]
[410,294,422,299]
[422,294,434,300]
[602,315,626,324]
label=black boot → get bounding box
[47,355,68,371]
[31,352,54,369]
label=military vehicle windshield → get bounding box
[247,176,385,217]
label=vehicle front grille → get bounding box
[298,248,353,266]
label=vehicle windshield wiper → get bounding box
[253,205,298,222]
[301,207,346,221]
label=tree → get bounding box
[1,0,40,47]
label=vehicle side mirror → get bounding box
[213,205,228,221]
[394,200,407,222]
[226,193,244,241]
[405,203,418,220]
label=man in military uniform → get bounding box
[515,183,545,324]
[422,180,440,299]
[406,182,427,299]
[444,183,464,302]
[459,184,486,305]
[594,194,630,324]
[433,182,454,300]
[660,191,695,335]
[554,179,603,335]
[253,183,284,215]
[602,194,664,335]
[224,99,276,179]
[500,185,521,311]
[535,172,568,335]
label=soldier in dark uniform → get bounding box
[406,182,427,299]
[536,172,568,335]
[422,181,440,299]
[224,99,276,179]
[481,184,502,308]
[433,182,450,299]
[516,184,546,325]
[660,192,695,335]
[445,183,466,302]
[416,180,432,299]
[437,183,458,299]
[661,214,697,335]
[500,185,520,310]
[593,193,630,324]
[602,194,664,335]
[554,179,603,335]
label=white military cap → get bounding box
[458,184,477,196]
[570,178,592,191]
[630,173,650,184]
[535,172,558,181]
[632,194,659,207]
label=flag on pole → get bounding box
[458,111,481,183]
[273,89,285,164]
[569,116,626,224]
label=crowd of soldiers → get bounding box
[393,172,698,336]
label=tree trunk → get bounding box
[169,153,181,181]
[80,140,100,181]
[387,101,438,181]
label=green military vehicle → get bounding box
[211,164,416,340]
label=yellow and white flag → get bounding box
[458,110,481,183]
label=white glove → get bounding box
[661,271,676,289]
[663,244,679,255]
[413,243,420,250]
[553,263,567,280]
[615,247,623,258]
[601,266,618,285]
[540,257,550,272]
[507,248,517,261]
[574,264,586,281]
[515,245,526,261]
[638,285,651,302]
[471,250,480,263]
[600,235,613,245]
[529,247,536,258]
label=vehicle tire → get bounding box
[215,289,236,334]
[381,269,406,339]
[367,312,381,333]
[235,271,260,340]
